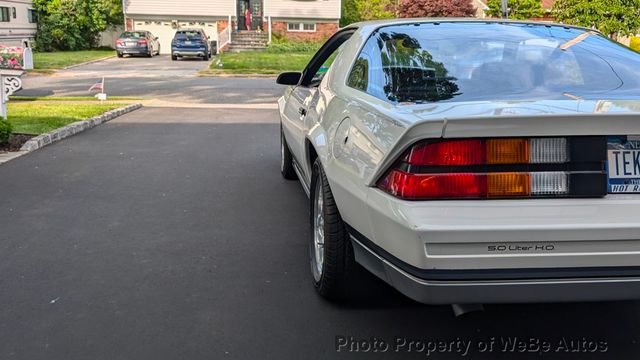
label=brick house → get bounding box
[123,0,341,53]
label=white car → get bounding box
[277,19,640,307]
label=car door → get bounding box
[280,29,356,182]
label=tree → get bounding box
[397,0,476,18]
[356,0,396,21]
[485,0,545,20]
[341,0,395,26]
[340,0,359,26]
[553,0,640,39]
[34,0,123,51]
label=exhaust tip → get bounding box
[452,303,485,317]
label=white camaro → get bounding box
[277,19,640,306]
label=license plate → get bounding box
[184,41,192,45]
[607,136,640,193]
[126,42,135,47]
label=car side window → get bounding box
[347,53,370,91]
[311,43,345,85]
[299,29,355,87]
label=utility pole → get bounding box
[501,0,509,18]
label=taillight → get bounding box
[116,40,124,46]
[378,137,606,200]
[138,39,148,46]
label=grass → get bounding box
[209,51,315,74]
[33,49,116,70]
[10,95,143,101]
[7,102,127,135]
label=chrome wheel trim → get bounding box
[312,177,324,282]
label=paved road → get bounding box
[19,55,281,104]
[2,107,640,359]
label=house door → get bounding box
[237,0,263,31]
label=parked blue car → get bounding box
[171,29,211,61]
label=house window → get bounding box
[0,7,10,22]
[28,9,37,23]
[287,22,316,32]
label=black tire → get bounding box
[117,52,123,58]
[280,126,297,180]
[171,54,177,61]
[148,50,153,58]
[309,158,363,301]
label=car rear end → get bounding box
[357,121,640,304]
[116,32,150,56]
[343,21,640,304]
[171,30,208,59]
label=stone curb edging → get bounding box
[19,103,143,152]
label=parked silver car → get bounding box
[277,19,640,306]
[116,31,161,58]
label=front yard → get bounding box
[7,101,127,135]
[33,49,116,72]
[209,51,314,75]
[206,38,322,75]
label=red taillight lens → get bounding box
[116,40,124,45]
[378,138,574,200]
[380,170,487,199]
[138,39,148,45]
[404,139,484,166]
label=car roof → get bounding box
[347,18,599,36]
[176,28,204,32]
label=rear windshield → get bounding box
[175,31,203,40]
[347,22,640,104]
[120,32,146,39]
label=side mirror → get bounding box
[276,72,302,86]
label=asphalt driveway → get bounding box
[2,107,640,359]
[64,54,211,77]
[19,55,281,104]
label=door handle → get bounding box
[298,107,307,117]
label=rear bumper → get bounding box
[351,234,640,304]
[117,46,148,54]
[172,48,207,57]
[343,187,640,304]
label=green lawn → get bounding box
[34,50,116,70]
[7,103,126,135]
[10,95,142,101]
[210,51,314,74]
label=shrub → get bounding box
[631,37,640,52]
[0,119,12,144]
[266,35,323,53]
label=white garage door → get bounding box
[134,20,218,55]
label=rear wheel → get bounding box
[280,126,297,180]
[171,54,177,61]
[309,159,364,301]
[148,49,153,58]
[117,52,123,58]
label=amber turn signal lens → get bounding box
[486,139,529,164]
[487,173,530,197]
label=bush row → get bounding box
[0,119,12,144]
[266,35,323,53]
